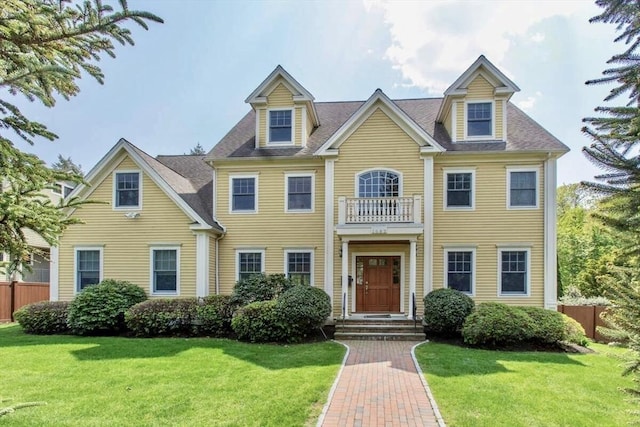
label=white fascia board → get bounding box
[245,65,315,104]
[444,55,520,96]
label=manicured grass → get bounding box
[415,341,636,427]
[0,324,345,426]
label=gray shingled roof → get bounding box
[207,98,568,160]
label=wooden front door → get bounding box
[355,256,401,313]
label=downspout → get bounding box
[215,235,221,295]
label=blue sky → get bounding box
[13,0,621,185]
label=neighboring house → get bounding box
[52,56,569,319]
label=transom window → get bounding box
[269,110,292,143]
[509,170,537,208]
[76,249,101,291]
[500,250,528,295]
[287,175,313,211]
[446,250,473,294]
[286,251,312,285]
[238,251,263,282]
[358,170,399,198]
[152,248,178,294]
[115,172,140,208]
[446,172,473,208]
[231,177,256,212]
[467,102,492,137]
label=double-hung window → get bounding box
[269,110,292,143]
[286,251,312,285]
[151,247,179,295]
[445,170,474,209]
[499,249,529,296]
[286,174,313,212]
[508,169,538,208]
[467,102,492,138]
[114,171,141,208]
[445,250,474,294]
[231,175,257,212]
[237,250,264,282]
[75,248,102,291]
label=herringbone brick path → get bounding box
[318,340,442,427]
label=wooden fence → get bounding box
[558,304,609,342]
[0,281,50,322]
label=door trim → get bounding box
[351,251,405,314]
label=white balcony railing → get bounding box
[338,195,421,224]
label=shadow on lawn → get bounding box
[415,341,587,378]
[0,324,342,370]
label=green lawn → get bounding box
[0,324,345,426]
[416,341,637,427]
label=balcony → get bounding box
[338,195,422,229]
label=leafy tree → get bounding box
[188,143,206,155]
[51,154,83,176]
[0,0,162,275]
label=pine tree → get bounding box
[0,0,162,275]
[51,154,83,176]
[189,143,206,155]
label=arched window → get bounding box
[358,170,400,198]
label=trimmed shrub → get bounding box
[519,306,565,344]
[423,288,475,337]
[125,298,199,337]
[14,301,70,335]
[561,313,589,346]
[276,285,331,342]
[462,302,535,347]
[230,273,295,306]
[194,295,235,337]
[67,279,147,335]
[231,300,286,343]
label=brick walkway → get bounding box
[318,340,444,427]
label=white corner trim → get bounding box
[49,246,59,301]
[451,101,457,143]
[195,233,210,297]
[255,108,261,149]
[502,99,508,142]
[211,168,217,218]
[423,157,434,297]
[112,170,142,211]
[544,158,558,309]
[301,106,308,147]
[324,159,335,304]
[149,245,181,296]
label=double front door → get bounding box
[355,256,401,313]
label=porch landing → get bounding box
[334,316,425,341]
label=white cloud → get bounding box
[364,0,593,94]
[516,91,543,111]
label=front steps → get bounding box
[334,317,426,341]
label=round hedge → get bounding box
[14,301,70,335]
[519,306,565,344]
[462,302,535,347]
[230,273,295,306]
[560,313,589,346]
[231,300,285,343]
[67,279,147,335]
[423,288,475,337]
[194,295,235,337]
[276,285,331,342]
[125,298,199,337]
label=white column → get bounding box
[423,156,434,296]
[341,239,349,319]
[195,232,210,298]
[324,159,335,305]
[50,246,59,301]
[409,239,417,320]
[544,157,558,309]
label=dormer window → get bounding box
[269,109,292,143]
[467,102,492,138]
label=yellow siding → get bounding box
[258,108,266,148]
[495,99,504,140]
[443,106,452,140]
[258,80,304,148]
[295,106,303,145]
[466,75,494,99]
[433,157,545,306]
[454,75,505,141]
[59,156,198,300]
[215,160,325,294]
[267,81,294,107]
[332,107,424,314]
[455,101,465,141]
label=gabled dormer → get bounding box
[437,55,520,143]
[245,66,320,149]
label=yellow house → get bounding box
[53,56,568,320]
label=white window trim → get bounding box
[284,172,315,213]
[497,246,531,297]
[112,170,142,211]
[443,246,476,296]
[149,246,180,296]
[235,249,266,282]
[442,168,476,211]
[464,99,495,140]
[266,108,295,146]
[52,183,62,195]
[354,167,403,197]
[284,248,315,286]
[229,173,259,214]
[74,246,104,294]
[506,166,540,210]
